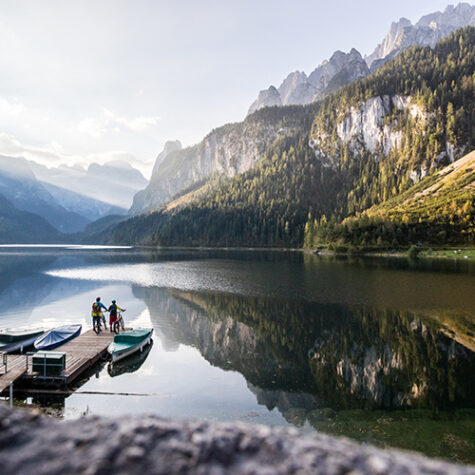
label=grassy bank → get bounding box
[310,246,475,262]
[307,408,475,465]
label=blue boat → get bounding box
[34,324,82,351]
[0,328,45,353]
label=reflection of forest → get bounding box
[133,285,474,417]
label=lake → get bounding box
[0,246,474,463]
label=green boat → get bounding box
[107,329,153,363]
[108,340,153,377]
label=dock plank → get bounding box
[0,366,26,392]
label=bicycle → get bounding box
[93,312,108,334]
[111,310,126,334]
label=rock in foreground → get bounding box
[0,406,473,474]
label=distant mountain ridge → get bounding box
[0,155,131,236]
[366,2,475,71]
[0,193,62,243]
[0,155,90,233]
[248,3,475,114]
[248,49,369,114]
[31,160,146,211]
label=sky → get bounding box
[0,0,458,177]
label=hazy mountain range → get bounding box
[0,156,145,238]
[30,160,147,210]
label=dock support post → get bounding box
[9,383,13,408]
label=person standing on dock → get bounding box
[108,300,125,332]
[92,297,107,333]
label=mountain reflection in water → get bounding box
[136,286,474,414]
[0,248,473,461]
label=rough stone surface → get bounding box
[0,406,473,474]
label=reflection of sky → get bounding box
[0,281,147,332]
[65,332,295,429]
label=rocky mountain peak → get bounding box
[248,47,368,115]
[278,71,314,105]
[248,86,282,115]
[416,2,475,28]
[151,140,183,176]
[366,3,475,69]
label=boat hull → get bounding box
[108,329,153,363]
[0,330,44,353]
[0,332,44,353]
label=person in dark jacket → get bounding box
[108,300,125,332]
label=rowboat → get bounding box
[107,340,153,377]
[0,329,45,353]
[34,324,82,351]
[107,328,153,363]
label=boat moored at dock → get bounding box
[108,329,153,363]
[0,329,45,353]
[34,324,82,351]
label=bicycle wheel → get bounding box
[120,316,125,330]
[113,321,120,333]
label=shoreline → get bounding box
[1,243,474,262]
[138,245,475,262]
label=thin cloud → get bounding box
[0,132,154,177]
[0,97,24,117]
[78,109,160,138]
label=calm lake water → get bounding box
[1,246,474,462]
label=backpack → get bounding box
[92,302,100,315]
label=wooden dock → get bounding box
[0,361,26,393]
[0,329,119,393]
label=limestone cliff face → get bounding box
[309,95,423,166]
[130,112,299,214]
[309,94,464,181]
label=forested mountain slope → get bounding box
[305,151,474,248]
[105,29,474,248]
